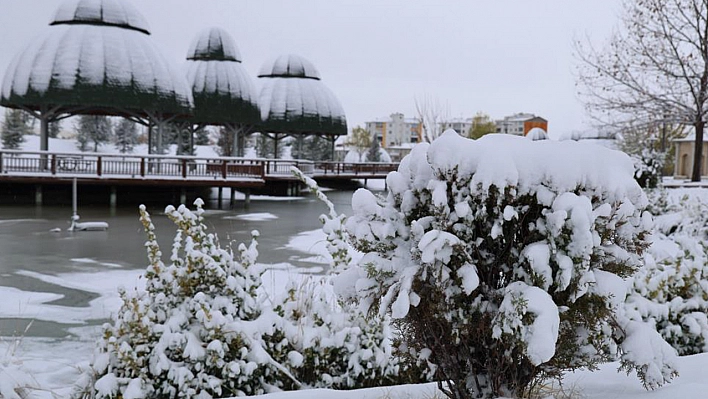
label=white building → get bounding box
[441,118,474,137]
[365,113,422,148]
[495,113,548,136]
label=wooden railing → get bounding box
[314,161,399,176]
[0,151,269,180]
[0,151,398,181]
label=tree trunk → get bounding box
[692,120,704,182]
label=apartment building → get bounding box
[441,118,474,137]
[495,113,548,136]
[365,113,423,148]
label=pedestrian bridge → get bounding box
[0,150,399,205]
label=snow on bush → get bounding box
[340,130,678,398]
[627,189,708,355]
[630,149,664,189]
[88,198,402,398]
[0,339,37,399]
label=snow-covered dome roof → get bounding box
[527,127,549,141]
[258,55,346,136]
[51,0,151,35]
[186,28,259,125]
[0,0,192,118]
[258,54,321,80]
[187,27,241,62]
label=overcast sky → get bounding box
[0,0,623,138]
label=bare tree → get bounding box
[576,0,708,181]
[415,94,449,143]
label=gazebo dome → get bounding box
[185,28,259,125]
[258,54,346,136]
[258,54,321,80]
[187,27,241,62]
[0,0,192,118]
[527,127,549,141]
[51,0,151,35]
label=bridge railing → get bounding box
[0,150,395,181]
[314,161,399,176]
[0,151,270,180]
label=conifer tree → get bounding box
[113,118,138,154]
[367,136,382,162]
[76,115,112,152]
[1,109,28,149]
[194,126,210,146]
[48,120,61,138]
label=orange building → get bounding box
[495,113,548,136]
[523,117,548,136]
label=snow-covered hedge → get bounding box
[88,199,402,398]
[627,189,708,355]
[339,131,678,398]
[630,149,664,189]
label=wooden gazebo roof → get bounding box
[184,27,260,126]
[0,0,193,120]
[257,54,347,136]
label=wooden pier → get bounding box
[0,150,398,206]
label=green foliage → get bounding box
[1,109,28,149]
[194,126,210,146]
[253,133,287,159]
[343,135,673,398]
[48,120,61,138]
[75,115,112,152]
[90,198,408,398]
[468,112,496,139]
[627,189,708,356]
[113,118,138,154]
[348,126,371,155]
[630,149,664,188]
[216,126,234,157]
[367,137,382,162]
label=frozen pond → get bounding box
[0,190,357,338]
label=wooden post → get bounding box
[218,187,223,209]
[97,156,102,176]
[50,154,56,175]
[274,133,279,159]
[222,160,227,179]
[182,159,187,178]
[35,185,42,206]
[140,157,146,177]
[230,187,235,209]
[244,189,250,208]
[110,186,117,208]
[147,122,153,155]
[72,177,77,217]
[40,113,49,170]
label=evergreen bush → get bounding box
[627,189,708,355]
[90,197,405,398]
[340,131,678,398]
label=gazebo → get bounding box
[183,27,260,156]
[0,0,193,154]
[257,54,347,159]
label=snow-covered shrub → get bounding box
[630,149,664,189]
[627,189,708,355]
[283,169,423,388]
[272,278,403,389]
[0,339,37,399]
[341,130,678,398]
[90,196,409,398]
[92,200,299,398]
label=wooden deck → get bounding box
[0,150,399,204]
